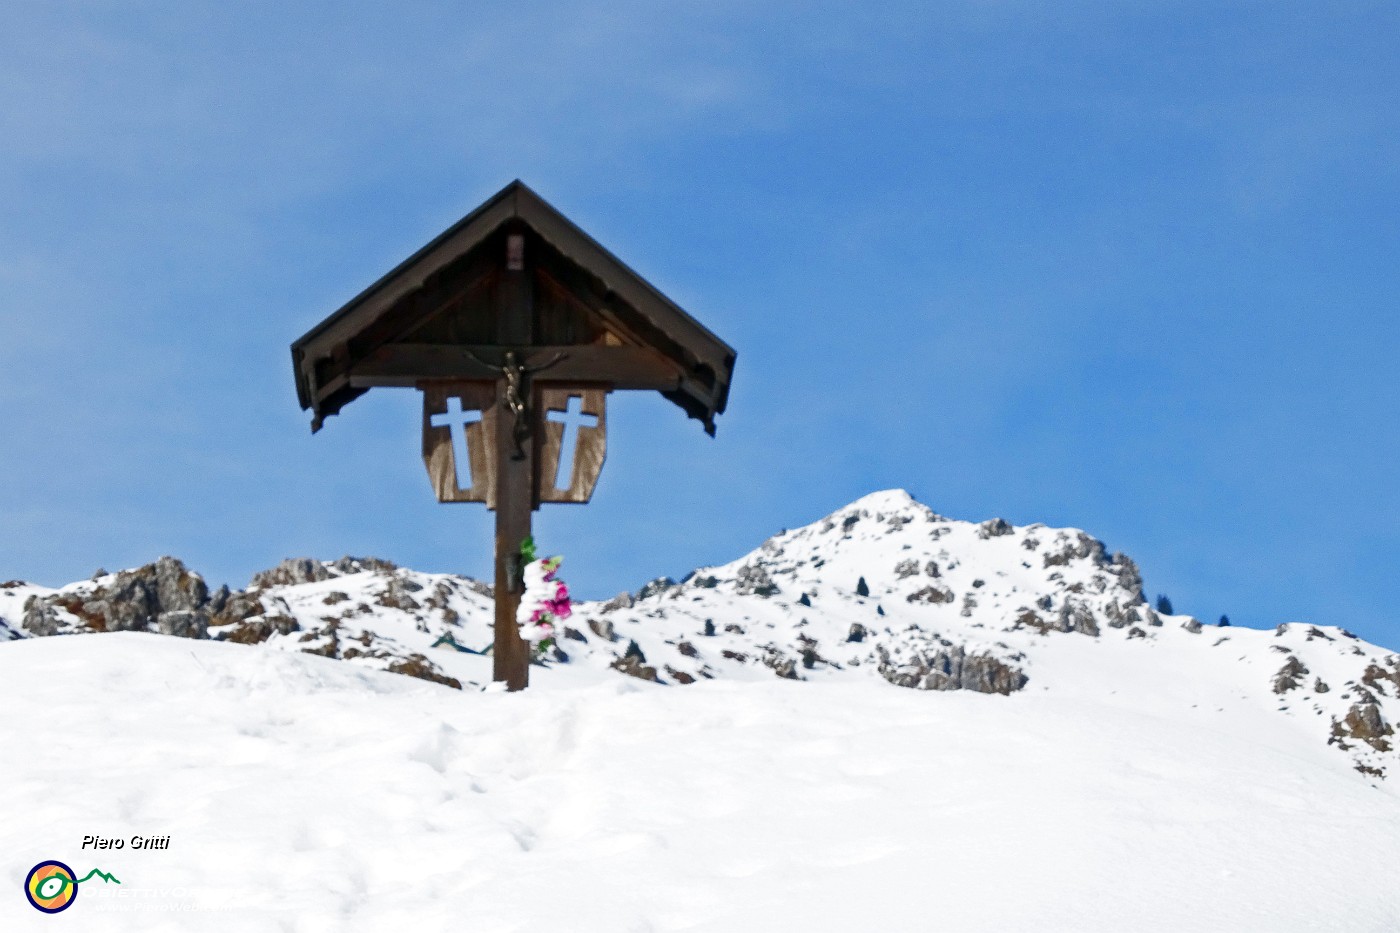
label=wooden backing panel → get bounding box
[420,382,498,505]
[536,387,608,504]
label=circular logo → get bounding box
[25,861,78,913]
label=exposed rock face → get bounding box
[1042,532,1103,568]
[250,558,334,589]
[733,565,779,598]
[1273,656,1309,694]
[877,641,1028,695]
[1331,700,1393,755]
[157,611,208,639]
[249,556,397,589]
[611,653,661,682]
[977,518,1014,539]
[219,614,299,645]
[1108,554,1144,604]
[907,585,954,605]
[636,577,678,601]
[601,591,635,612]
[387,655,462,689]
[21,601,65,637]
[762,650,799,680]
[1056,599,1099,636]
[16,555,465,689]
[23,557,210,639]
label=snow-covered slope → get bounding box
[5,491,1400,928]
[5,490,1397,782]
[3,633,1400,932]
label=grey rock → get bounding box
[907,585,953,605]
[1272,656,1309,693]
[1331,701,1393,753]
[977,518,1014,539]
[610,653,661,683]
[637,577,678,601]
[1056,600,1099,636]
[22,601,66,637]
[157,610,209,639]
[601,591,635,612]
[250,558,334,589]
[733,565,779,598]
[1109,553,1145,603]
[762,650,800,680]
[329,556,397,576]
[877,643,1027,695]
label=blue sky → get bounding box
[2,2,1396,644]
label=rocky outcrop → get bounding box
[893,559,920,579]
[907,585,954,605]
[611,640,661,682]
[977,518,1014,539]
[1272,657,1309,694]
[733,565,779,598]
[637,577,679,601]
[1041,532,1104,568]
[877,638,1028,695]
[249,556,397,589]
[23,557,210,639]
[16,556,463,689]
[1331,700,1393,754]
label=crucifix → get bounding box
[291,180,736,691]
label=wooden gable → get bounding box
[291,180,736,434]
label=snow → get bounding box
[3,633,1400,931]
[5,490,1400,929]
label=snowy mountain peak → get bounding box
[3,490,1399,781]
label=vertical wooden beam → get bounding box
[493,406,532,691]
[492,226,535,691]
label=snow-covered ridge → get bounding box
[2,489,1397,779]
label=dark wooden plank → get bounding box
[345,345,682,391]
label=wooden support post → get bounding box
[493,226,535,692]
[493,399,532,691]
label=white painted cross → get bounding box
[430,397,480,491]
[547,395,599,490]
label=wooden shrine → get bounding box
[290,181,736,690]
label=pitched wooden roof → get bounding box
[291,180,736,434]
